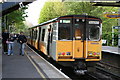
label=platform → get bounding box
[2,40,70,79]
[102,46,120,54]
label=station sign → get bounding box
[104,14,120,19]
[113,26,120,29]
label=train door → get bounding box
[38,27,41,50]
[47,24,53,55]
[73,18,84,58]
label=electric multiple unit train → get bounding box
[27,15,102,74]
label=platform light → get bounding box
[97,53,100,55]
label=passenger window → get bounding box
[42,29,45,41]
[35,29,37,40]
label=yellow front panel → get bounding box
[73,40,83,58]
[56,40,84,61]
[56,41,73,61]
[84,41,102,60]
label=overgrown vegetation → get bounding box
[38,2,118,46]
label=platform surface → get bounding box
[2,40,69,79]
[25,44,69,79]
[2,41,42,78]
[102,46,120,54]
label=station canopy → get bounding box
[61,0,120,7]
[0,0,36,16]
[91,0,120,7]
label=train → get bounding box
[27,15,102,74]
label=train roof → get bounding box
[59,15,101,19]
[29,15,101,29]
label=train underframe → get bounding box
[58,59,97,75]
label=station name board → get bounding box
[104,14,120,19]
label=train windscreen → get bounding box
[58,19,71,40]
[89,25,100,41]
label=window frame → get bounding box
[58,19,72,40]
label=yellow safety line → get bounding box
[25,52,47,80]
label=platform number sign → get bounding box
[113,26,120,29]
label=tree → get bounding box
[3,6,28,33]
[38,2,118,46]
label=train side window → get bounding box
[38,27,41,41]
[33,30,36,40]
[42,29,45,41]
[32,29,34,40]
[35,29,37,40]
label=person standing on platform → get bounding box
[7,34,15,56]
[17,31,27,56]
[2,29,9,54]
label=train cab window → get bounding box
[59,26,70,40]
[59,19,71,40]
[42,29,45,41]
[89,26,100,40]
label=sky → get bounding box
[25,0,47,26]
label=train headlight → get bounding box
[97,53,100,55]
[88,51,92,56]
[66,52,71,55]
[58,53,61,55]
[88,53,92,56]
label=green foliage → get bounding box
[38,2,118,46]
[6,6,28,33]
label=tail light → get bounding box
[62,52,65,55]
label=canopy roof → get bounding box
[0,0,35,16]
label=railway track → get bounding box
[95,61,120,80]
[28,44,120,80]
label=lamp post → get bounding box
[112,26,114,46]
[118,8,120,48]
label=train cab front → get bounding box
[56,15,102,75]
